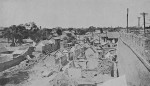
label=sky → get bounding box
[0,0,150,28]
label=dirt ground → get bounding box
[117,39,150,86]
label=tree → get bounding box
[2,27,11,43]
[46,29,52,35]
[41,28,53,40]
[3,25,26,46]
[9,25,17,46]
[2,22,44,45]
[66,33,72,37]
[88,26,96,37]
[29,22,39,31]
[66,33,76,43]
[56,28,62,36]
[25,22,42,43]
[88,26,96,32]
[68,28,73,32]
[78,29,86,35]
[15,25,28,44]
[68,36,76,43]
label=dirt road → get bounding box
[117,38,150,86]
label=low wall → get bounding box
[0,47,35,72]
[119,31,150,71]
[119,32,150,61]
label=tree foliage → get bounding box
[68,28,73,32]
[56,28,62,36]
[66,33,76,43]
[75,29,86,35]
[87,26,96,32]
[2,22,44,46]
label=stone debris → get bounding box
[97,75,127,86]
[97,59,114,75]
[0,33,126,86]
[68,68,82,78]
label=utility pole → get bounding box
[140,12,148,36]
[127,8,129,33]
[137,17,141,33]
[99,28,101,44]
[138,17,141,27]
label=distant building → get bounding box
[107,32,119,43]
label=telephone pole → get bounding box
[138,17,141,27]
[99,29,101,44]
[140,12,148,35]
[127,8,129,33]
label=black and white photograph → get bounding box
[0,0,150,86]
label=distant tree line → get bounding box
[2,22,53,46]
[1,22,123,46]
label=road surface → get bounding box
[117,38,150,86]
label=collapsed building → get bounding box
[47,39,120,86]
[0,31,127,86]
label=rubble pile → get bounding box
[49,73,74,86]
[97,59,114,75]
[78,60,113,80]
[81,69,97,79]
[0,31,122,86]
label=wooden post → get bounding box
[127,8,129,33]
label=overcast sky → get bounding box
[0,0,150,28]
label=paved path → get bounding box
[117,38,150,86]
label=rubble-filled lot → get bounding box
[0,34,122,86]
